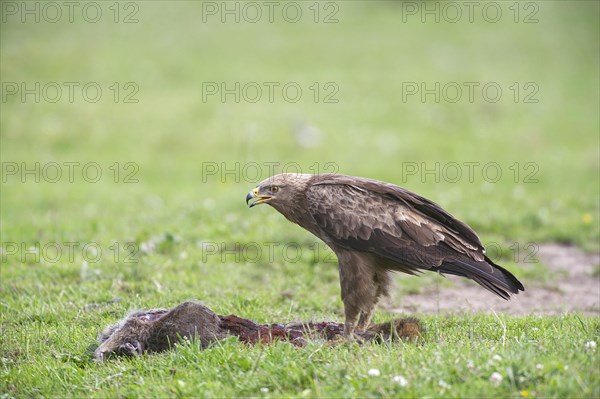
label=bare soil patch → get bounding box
[389,244,600,316]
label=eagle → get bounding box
[246,173,524,337]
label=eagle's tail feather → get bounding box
[437,257,524,300]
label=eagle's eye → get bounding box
[270,186,279,193]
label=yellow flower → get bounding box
[521,390,530,397]
[582,213,592,224]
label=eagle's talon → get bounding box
[349,333,366,344]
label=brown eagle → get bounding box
[246,173,524,337]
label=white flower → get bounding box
[86,245,98,258]
[492,354,502,362]
[260,387,269,393]
[203,198,215,209]
[466,360,475,370]
[536,363,544,371]
[438,379,451,390]
[392,375,408,387]
[368,368,381,377]
[80,260,89,279]
[140,240,156,254]
[489,372,503,386]
[584,341,596,352]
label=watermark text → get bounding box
[201,82,339,103]
[2,162,140,184]
[200,1,339,23]
[399,1,539,24]
[2,1,140,23]
[401,81,539,103]
[2,82,139,103]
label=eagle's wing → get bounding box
[305,175,523,298]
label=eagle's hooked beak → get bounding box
[246,187,272,208]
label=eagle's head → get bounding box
[246,173,312,211]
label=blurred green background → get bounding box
[2,1,598,253]
[2,0,599,308]
[1,1,599,301]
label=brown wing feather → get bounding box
[306,182,454,268]
[305,175,524,298]
[311,174,483,250]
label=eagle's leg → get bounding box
[356,269,392,330]
[338,252,378,339]
[342,304,361,339]
[357,308,374,331]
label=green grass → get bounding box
[2,308,599,398]
[1,1,599,397]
